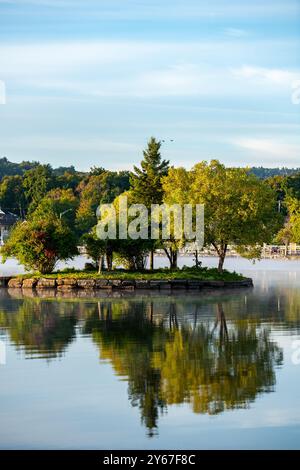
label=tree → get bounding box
[92,192,153,271]
[1,213,78,274]
[283,172,300,200]
[192,161,282,271]
[162,167,192,269]
[22,164,55,213]
[284,197,300,243]
[81,229,115,272]
[0,156,38,180]
[0,175,27,217]
[33,188,79,231]
[130,137,169,269]
[114,238,152,271]
[130,137,169,206]
[76,171,130,234]
[163,160,282,272]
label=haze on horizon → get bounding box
[0,0,299,171]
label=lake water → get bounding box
[1,257,300,449]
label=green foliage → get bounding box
[76,171,130,233]
[1,213,78,274]
[130,137,169,206]
[283,173,300,200]
[113,238,154,271]
[0,156,38,180]
[0,175,27,216]
[22,164,55,213]
[163,160,282,271]
[33,188,79,230]
[250,166,300,179]
[285,198,300,243]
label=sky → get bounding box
[0,0,299,171]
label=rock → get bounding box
[149,280,161,289]
[122,285,135,291]
[170,279,187,289]
[109,279,122,287]
[8,278,23,288]
[187,280,202,289]
[206,280,225,287]
[94,279,113,289]
[56,278,77,287]
[135,280,150,289]
[159,281,172,289]
[94,279,108,288]
[77,279,95,289]
[121,280,135,287]
[57,284,76,291]
[37,278,56,288]
[224,280,242,287]
[22,278,38,289]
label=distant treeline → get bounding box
[1,156,300,182]
[0,156,80,180]
[1,154,300,222]
[249,167,300,179]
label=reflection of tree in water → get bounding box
[85,300,283,436]
[155,303,283,415]
[0,300,78,359]
[84,301,168,436]
[0,294,284,435]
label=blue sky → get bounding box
[0,0,299,171]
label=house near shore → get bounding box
[0,208,18,245]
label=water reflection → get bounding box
[84,300,282,435]
[0,288,287,436]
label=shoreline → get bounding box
[2,276,253,291]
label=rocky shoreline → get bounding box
[5,277,253,291]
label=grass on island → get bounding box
[18,266,245,281]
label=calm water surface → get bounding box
[1,258,300,449]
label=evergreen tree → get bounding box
[130,137,169,206]
[130,137,169,269]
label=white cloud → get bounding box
[0,41,226,98]
[231,137,300,163]
[1,40,299,99]
[232,66,299,86]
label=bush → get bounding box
[1,215,78,274]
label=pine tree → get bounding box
[130,137,169,206]
[130,137,169,269]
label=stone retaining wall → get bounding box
[7,277,253,291]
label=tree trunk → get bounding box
[149,250,154,270]
[214,243,227,273]
[98,255,104,273]
[218,254,225,272]
[171,249,177,269]
[194,249,201,268]
[106,250,113,271]
[164,247,178,269]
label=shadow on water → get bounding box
[1,286,297,437]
